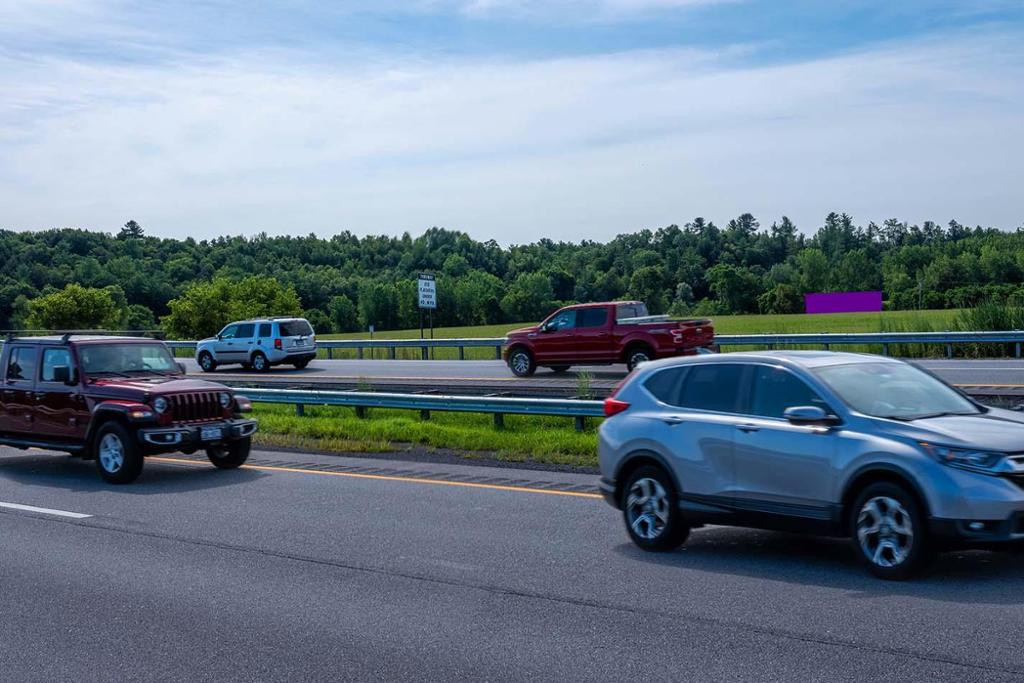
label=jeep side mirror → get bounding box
[176,362,187,375]
[784,406,840,426]
[52,365,73,385]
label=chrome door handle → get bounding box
[662,416,684,426]
[737,424,760,432]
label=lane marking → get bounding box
[149,456,603,499]
[0,501,92,519]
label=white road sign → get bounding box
[418,273,437,309]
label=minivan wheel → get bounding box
[622,465,689,552]
[95,422,144,484]
[198,351,216,373]
[851,482,932,580]
[508,349,536,377]
[251,352,269,372]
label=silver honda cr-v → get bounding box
[598,351,1024,579]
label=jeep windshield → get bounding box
[79,343,179,377]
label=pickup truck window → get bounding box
[40,348,72,382]
[6,347,36,381]
[577,308,608,328]
[615,303,649,320]
[546,310,577,331]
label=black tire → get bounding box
[850,481,933,580]
[251,351,270,373]
[198,351,217,373]
[622,465,690,552]
[206,437,251,469]
[507,348,536,377]
[94,421,144,484]
[625,345,654,372]
[292,359,311,369]
[548,365,571,374]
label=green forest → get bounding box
[2,213,1023,339]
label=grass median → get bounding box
[251,403,600,468]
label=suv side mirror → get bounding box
[52,365,74,385]
[784,406,840,426]
[176,362,187,375]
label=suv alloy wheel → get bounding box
[851,482,932,579]
[623,465,690,551]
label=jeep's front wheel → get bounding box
[198,351,217,373]
[206,437,251,469]
[95,422,144,484]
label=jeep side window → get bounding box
[258,323,272,337]
[6,347,37,382]
[220,324,239,339]
[235,323,256,339]
[40,348,73,382]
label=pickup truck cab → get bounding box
[0,335,257,483]
[503,301,715,377]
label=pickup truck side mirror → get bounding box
[52,365,75,385]
[784,406,841,426]
[176,362,187,375]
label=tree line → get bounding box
[2,213,1023,339]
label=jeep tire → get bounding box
[94,421,145,484]
[206,437,252,469]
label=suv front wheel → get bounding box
[622,465,690,552]
[851,482,932,579]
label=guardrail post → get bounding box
[421,346,428,360]
[327,348,333,360]
[493,413,504,429]
[1017,342,1022,359]
[946,343,953,359]
[882,343,889,356]
[574,416,585,432]
[823,343,830,351]
[458,346,465,361]
[356,347,363,360]
[295,403,305,417]
[389,348,396,360]
[495,346,502,360]
[420,409,430,421]
[355,406,367,419]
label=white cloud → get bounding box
[0,31,1021,242]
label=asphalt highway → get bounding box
[181,357,1024,397]
[3,445,1024,681]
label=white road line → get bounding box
[0,501,92,519]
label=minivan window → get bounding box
[678,364,744,413]
[235,323,255,339]
[40,348,73,382]
[748,365,829,418]
[6,347,36,382]
[279,320,314,336]
[577,308,608,329]
[644,367,689,405]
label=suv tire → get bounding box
[206,437,251,469]
[292,359,311,369]
[251,351,270,373]
[851,481,933,580]
[198,351,217,373]
[94,421,144,484]
[508,348,536,377]
[622,464,689,552]
[548,365,571,374]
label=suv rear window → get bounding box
[678,364,744,413]
[279,320,313,336]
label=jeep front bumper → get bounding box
[137,418,258,450]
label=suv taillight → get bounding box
[274,338,282,350]
[603,398,630,417]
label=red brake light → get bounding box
[603,398,630,418]
[274,338,282,350]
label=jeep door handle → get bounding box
[737,424,761,433]
[33,392,47,400]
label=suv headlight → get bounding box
[152,397,169,414]
[219,392,232,408]
[919,442,1004,473]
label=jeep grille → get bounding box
[169,392,221,423]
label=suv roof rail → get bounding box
[269,316,301,320]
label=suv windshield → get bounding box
[278,320,313,336]
[813,362,980,420]
[79,343,178,376]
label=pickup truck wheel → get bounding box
[508,348,536,377]
[95,422,144,484]
[206,437,251,469]
[626,346,653,372]
[198,351,217,373]
[548,365,571,374]
[251,352,270,372]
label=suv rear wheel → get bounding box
[198,351,216,373]
[206,437,251,469]
[623,465,689,551]
[851,482,932,579]
[95,422,144,484]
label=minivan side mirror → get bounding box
[52,365,74,385]
[784,405,840,426]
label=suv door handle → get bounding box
[661,416,684,426]
[737,423,761,433]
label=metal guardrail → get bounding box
[166,330,1024,359]
[239,387,604,430]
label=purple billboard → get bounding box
[804,291,882,314]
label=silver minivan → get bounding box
[196,317,317,372]
[598,351,1024,579]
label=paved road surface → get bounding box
[3,445,1024,681]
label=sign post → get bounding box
[417,273,437,351]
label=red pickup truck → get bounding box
[503,301,715,376]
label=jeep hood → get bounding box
[88,376,231,395]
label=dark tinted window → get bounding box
[544,310,576,331]
[644,367,688,405]
[578,308,608,328]
[678,364,744,413]
[6,347,37,382]
[258,323,272,337]
[235,323,255,339]
[749,365,828,418]
[41,348,72,382]
[615,303,649,321]
[279,320,314,336]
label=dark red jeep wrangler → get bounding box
[0,335,257,484]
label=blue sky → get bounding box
[1,0,1022,243]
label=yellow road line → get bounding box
[149,456,602,499]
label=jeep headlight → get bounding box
[219,392,232,408]
[919,442,1003,473]
[152,397,169,414]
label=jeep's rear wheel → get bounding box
[95,422,144,484]
[198,351,217,373]
[623,465,689,552]
[206,437,251,469]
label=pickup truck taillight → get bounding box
[603,398,630,417]
[274,338,282,350]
